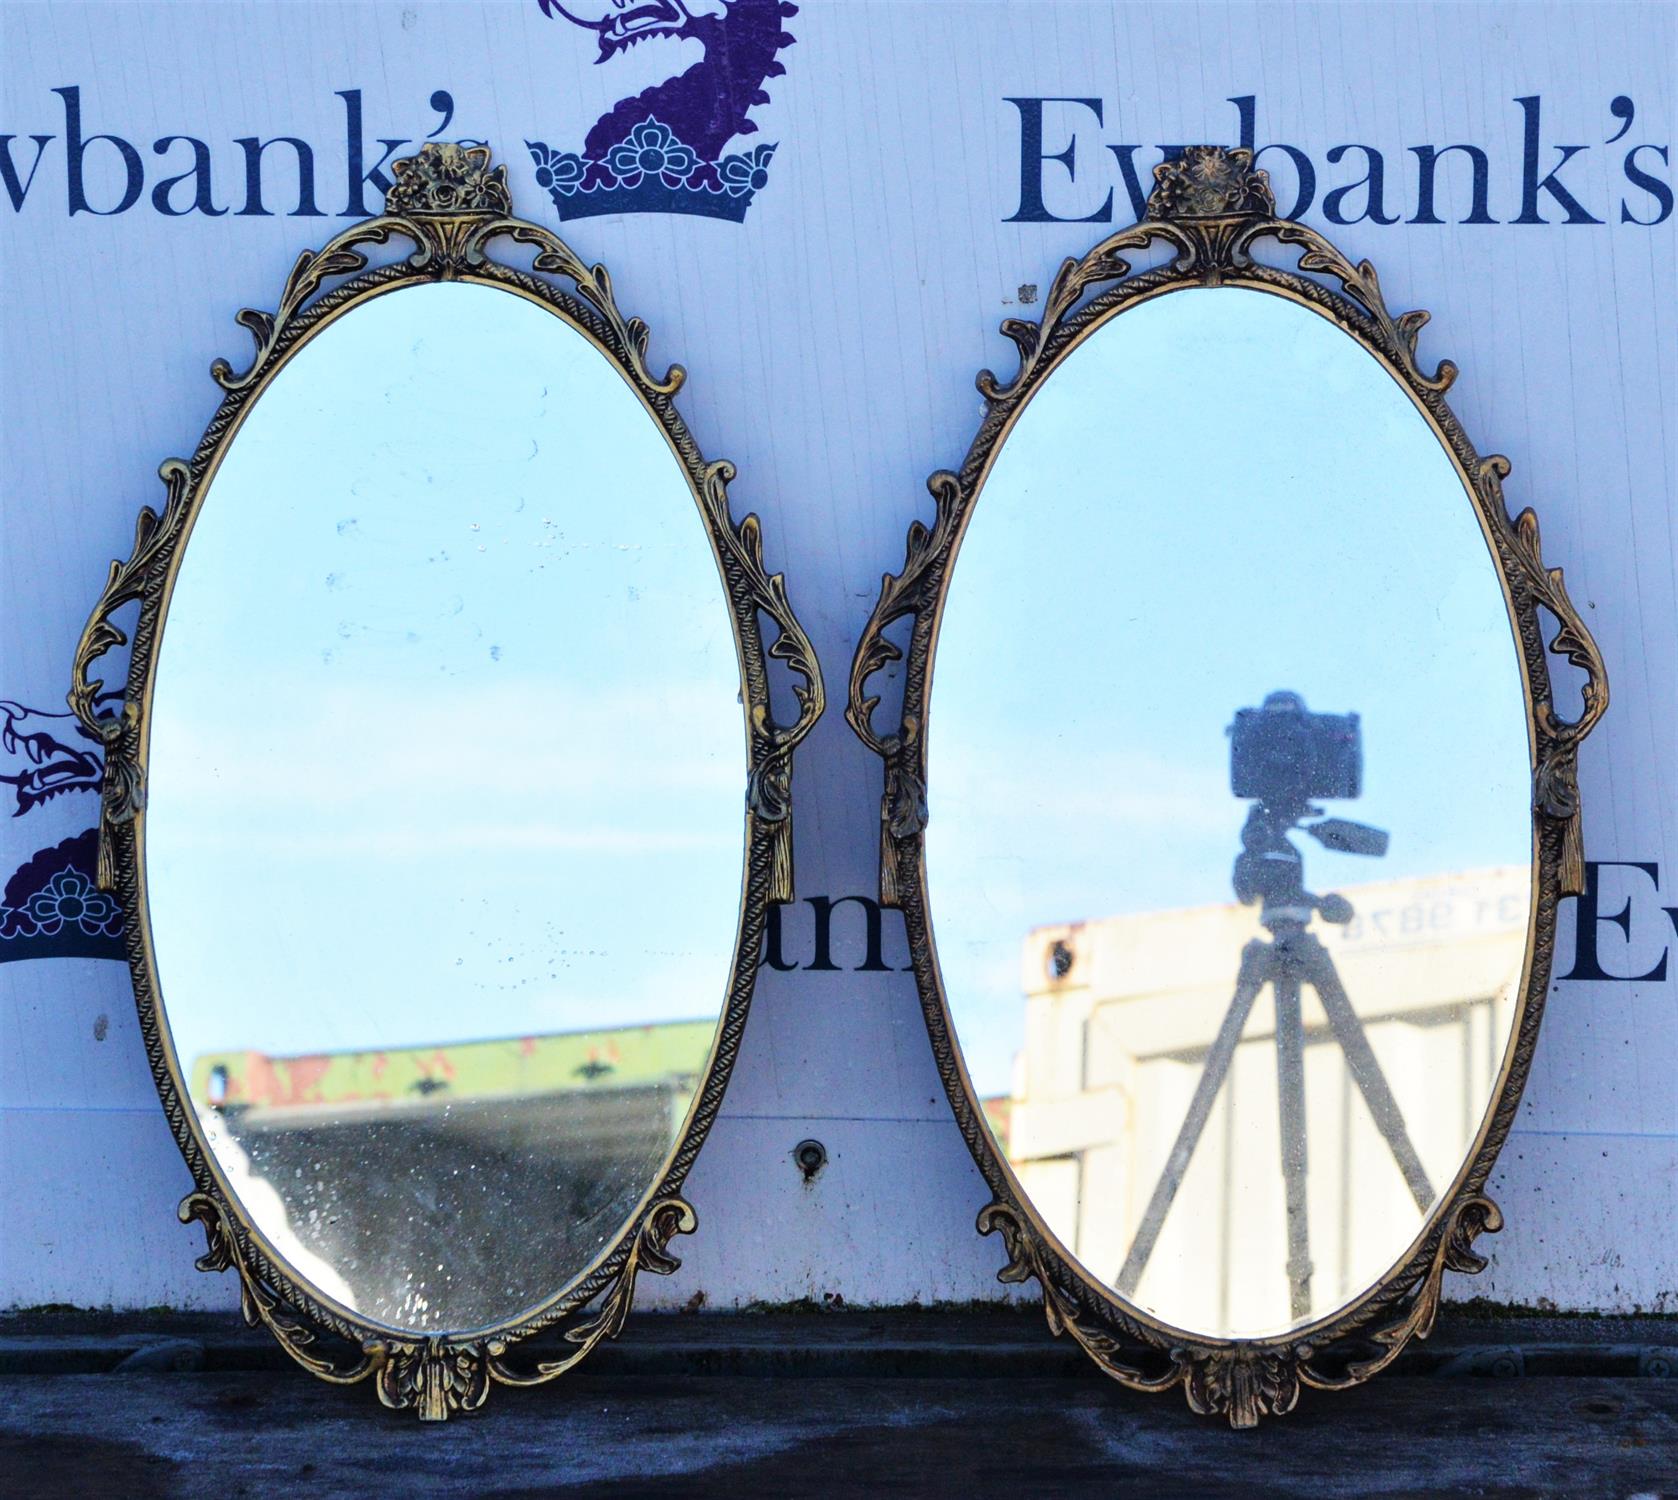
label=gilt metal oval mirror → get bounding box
[849,147,1606,1425]
[70,143,821,1419]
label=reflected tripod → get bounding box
[1113,796,1435,1321]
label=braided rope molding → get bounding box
[848,146,1606,1426]
[68,143,821,1419]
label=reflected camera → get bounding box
[1229,691,1361,805]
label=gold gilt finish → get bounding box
[70,142,822,1420]
[848,146,1607,1428]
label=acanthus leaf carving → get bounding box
[1301,1195,1503,1390]
[977,235,1157,403]
[488,1197,699,1388]
[181,1189,699,1419]
[982,1194,1505,1427]
[1476,457,1608,895]
[978,1202,1180,1398]
[370,1336,494,1423]
[695,461,824,902]
[180,1193,376,1387]
[211,227,405,392]
[68,459,193,889]
[1267,222,1458,393]
[1180,1347,1303,1429]
[848,469,962,906]
[501,224,686,396]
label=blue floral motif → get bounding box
[21,869,122,938]
[603,120,700,190]
[525,131,776,223]
[717,143,777,199]
[526,141,589,198]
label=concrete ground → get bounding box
[1,1311,1673,1498]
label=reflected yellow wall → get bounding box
[1004,867,1527,1335]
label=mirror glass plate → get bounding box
[925,286,1531,1340]
[145,281,746,1333]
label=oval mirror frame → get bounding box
[848,147,1607,1427]
[69,143,822,1420]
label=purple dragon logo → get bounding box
[527,0,798,222]
[0,697,124,963]
[1,699,105,817]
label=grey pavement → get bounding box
[1,1311,1673,1499]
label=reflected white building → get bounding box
[996,867,1527,1335]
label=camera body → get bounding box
[1229,690,1361,807]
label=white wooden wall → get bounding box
[1,0,1673,1314]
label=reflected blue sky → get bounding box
[926,287,1533,1098]
[145,282,746,1063]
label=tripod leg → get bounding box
[1299,935,1435,1213]
[1273,972,1314,1322]
[1116,941,1269,1298]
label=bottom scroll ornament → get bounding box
[978,1192,1502,1428]
[1180,1347,1302,1428]
[182,1190,697,1420]
[371,1336,492,1422]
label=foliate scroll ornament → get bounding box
[1148,150,1455,391]
[180,1193,375,1387]
[498,221,686,397]
[67,460,192,889]
[981,147,1459,411]
[500,1196,699,1386]
[975,152,1271,404]
[982,1193,1503,1427]
[1180,1349,1304,1430]
[696,461,824,903]
[210,221,407,392]
[1475,456,1608,895]
[181,1190,697,1420]
[984,146,1274,357]
[1301,1194,1504,1391]
[978,1201,1180,1397]
[1268,221,1458,394]
[213,144,671,399]
[392,145,689,397]
[371,1337,493,1423]
[979,232,1160,404]
[847,469,961,904]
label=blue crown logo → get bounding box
[0,698,125,966]
[528,0,796,223]
[528,122,776,224]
